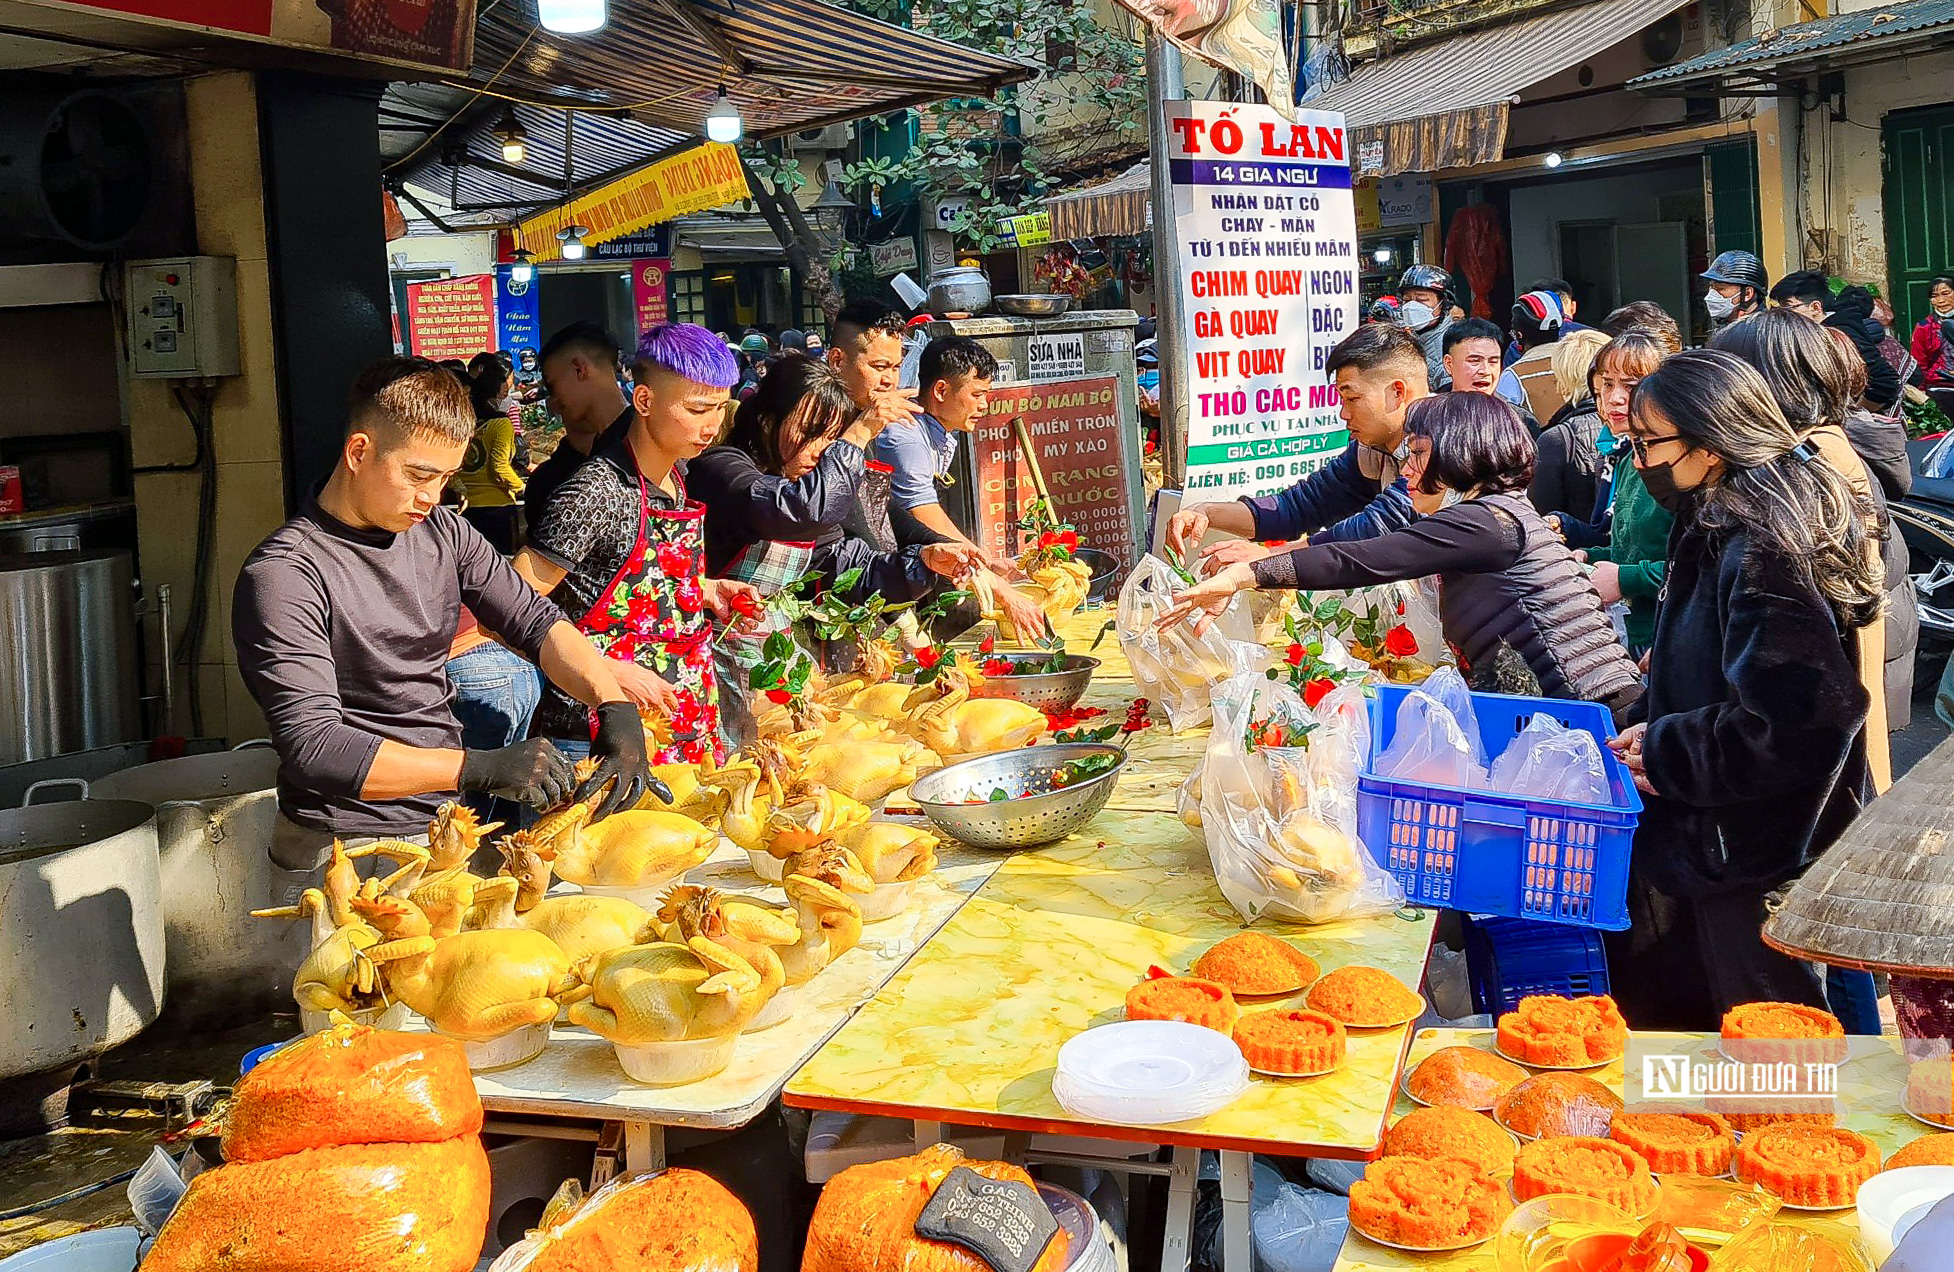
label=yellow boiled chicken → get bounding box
[252,887,385,1015]
[636,761,737,828]
[836,822,938,886]
[902,667,1046,760]
[759,786,872,865]
[469,881,658,965]
[799,733,939,803]
[840,682,918,723]
[351,884,576,1040]
[817,637,905,710]
[1263,807,1369,921]
[547,809,717,891]
[778,843,875,986]
[563,937,770,1045]
[657,885,800,1009]
[1024,557,1091,620]
[972,571,1052,646]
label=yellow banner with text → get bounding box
[516,143,749,262]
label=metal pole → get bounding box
[1146,34,1189,490]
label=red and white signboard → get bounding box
[406,274,496,361]
[631,258,671,334]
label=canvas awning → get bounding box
[387,0,1034,227]
[1308,0,1695,176]
[1045,162,1153,241]
[1630,0,1954,94]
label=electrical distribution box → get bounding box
[125,256,240,379]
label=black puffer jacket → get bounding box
[1633,516,1870,897]
[1529,399,1606,525]
[1826,287,1903,413]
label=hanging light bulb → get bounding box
[704,86,743,144]
[493,108,528,164]
[537,0,606,33]
[558,225,590,261]
[509,248,535,284]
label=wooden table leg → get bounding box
[624,1121,665,1175]
[1218,1150,1252,1271]
[1158,1145,1199,1272]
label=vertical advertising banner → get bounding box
[967,377,1136,566]
[405,274,497,361]
[1167,101,1359,504]
[495,264,541,362]
[632,258,672,333]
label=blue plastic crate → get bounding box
[1461,914,1611,1015]
[1356,685,1641,930]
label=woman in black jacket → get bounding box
[1527,329,1611,530]
[1603,350,1884,1030]
[1159,391,1642,715]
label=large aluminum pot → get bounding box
[0,791,163,1080]
[89,745,305,1023]
[926,265,991,315]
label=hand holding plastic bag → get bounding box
[1488,712,1611,804]
[1118,553,1269,731]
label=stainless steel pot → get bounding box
[88,745,305,1023]
[0,789,163,1081]
[926,265,992,315]
[0,550,139,765]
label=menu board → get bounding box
[969,375,1134,566]
[1167,100,1359,504]
[406,274,497,361]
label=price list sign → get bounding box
[969,376,1135,565]
[1167,101,1359,503]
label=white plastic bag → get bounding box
[1374,684,1488,788]
[1489,712,1611,804]
[1117,553,1270,731]
[1416,665,1487,767]
[1252,1184,1350,1272]
[1201,672,1402,924]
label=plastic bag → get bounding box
[1416,666,1486,767]
[1176,759,1204,828]
[1201,672,1402,924]
[1488,712,1611,804]
[488,1169,758,1271]
[1374,680,1488,789]
[1252,1184,1350,1272]
[1117,553,1269,731]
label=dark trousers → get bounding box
[1602,870,1826,1031]
[463,503,521,554]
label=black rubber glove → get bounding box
[578,701,651,821]
[457,738,574,808]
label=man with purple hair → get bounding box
[513,323,761,764]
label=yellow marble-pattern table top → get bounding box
[1333,1027,1932,1270]
[404,837,1006,1129]
[785,811,1437,1158]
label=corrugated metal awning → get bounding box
[1045,162,1152,240]
[1309,0,1694,176]
[1630,0,1954,92]
[388,0,1034,227]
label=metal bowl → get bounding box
[1073,548,1121,601]
[970,653,1099,711]
[910,744,1126,849]
[995,293,1072,318]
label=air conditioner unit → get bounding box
[788,123,852,153]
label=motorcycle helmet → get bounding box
[1368,295,1402,324]
[1397,263,1454,308]
[1700,250,1769,295]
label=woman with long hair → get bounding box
[1159,391,1641,714]
[1604,349,1883,1029]
[1527,328,1611,528]
[451,352,525,552]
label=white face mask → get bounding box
[1704,290,1736,320]
[1399,300,1437,331]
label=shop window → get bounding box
[669,271,707,326]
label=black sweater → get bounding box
[1633,518,1870,897]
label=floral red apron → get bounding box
[574,471,725,765]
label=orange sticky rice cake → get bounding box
[1348,1157,1511,1250]
[1712,1104,1837,1133]
[1191,933,1320,996]
[1905,1058,1954,1122]
[1513,1135,1659,1213]
[1406,1046,1529,1111]
[1721,1001,1849,1065]
[1887,1133,1954,1170]
[1734,1124,1881,1208]
[1232,1009,1345,1075]
[1609,1111,1736,1176]
[1124,976,1239,1034]
[1382,1106,1518,1176]
[1307,965,1422,1027]
[1496,995,1628,1066]
[1494,1073,1624,1140]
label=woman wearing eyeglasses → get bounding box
[1602,349,1884,1030]
[1157,390,1642,716]
[1580,329,1681,659]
